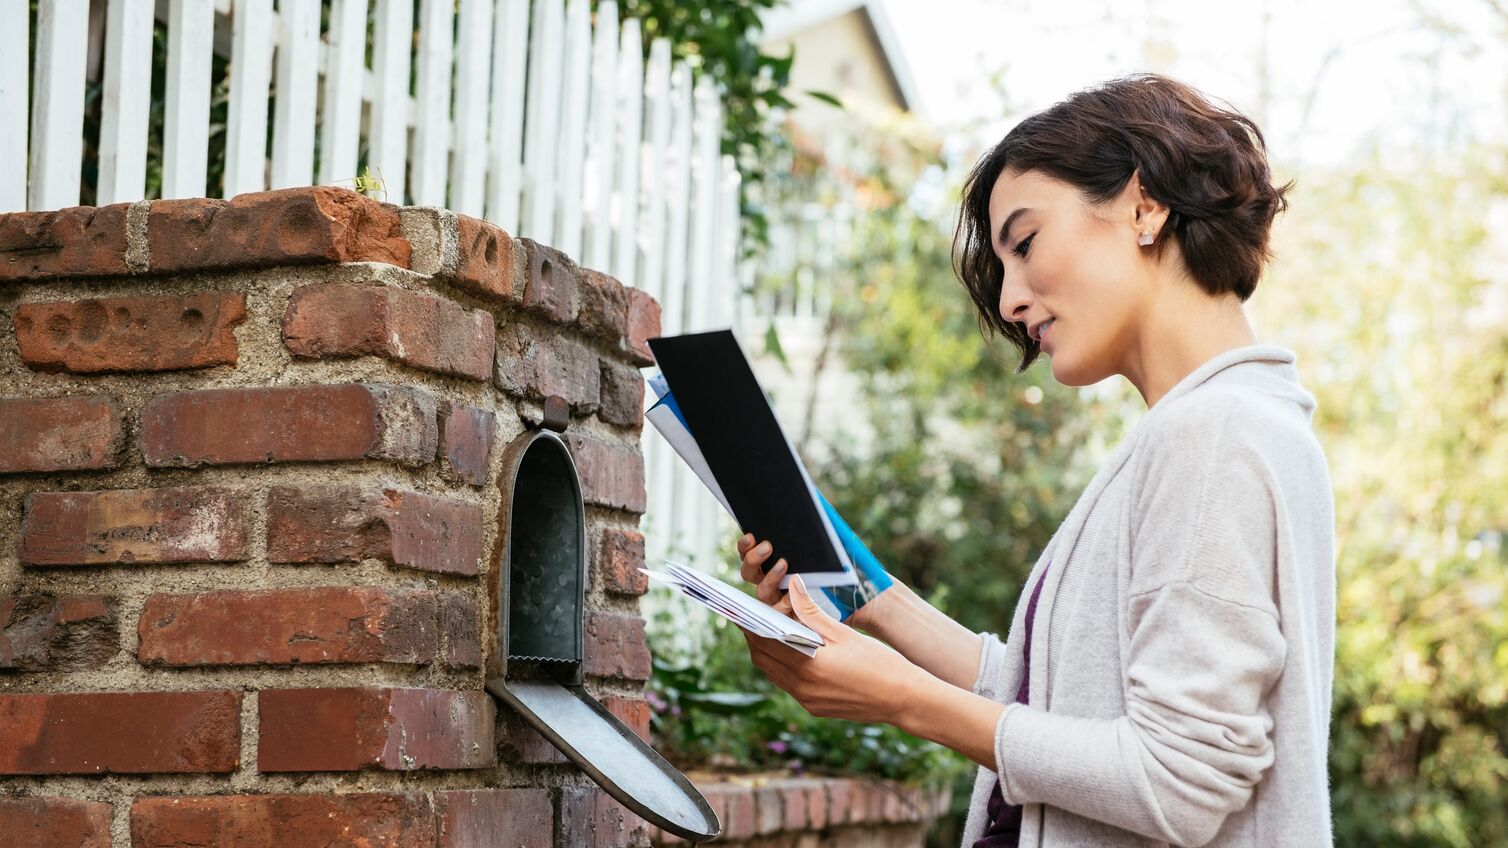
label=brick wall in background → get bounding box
[0,187,943,848]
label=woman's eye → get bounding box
[1013,234,1035,258]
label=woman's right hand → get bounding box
[737,534,795,619]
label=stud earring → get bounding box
[1138,230,1155,246]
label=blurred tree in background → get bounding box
[1257,144,1508,847]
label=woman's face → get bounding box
[988,167,1157,387]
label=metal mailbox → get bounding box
[485,398,720,843]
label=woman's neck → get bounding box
[1122,285,1258,410]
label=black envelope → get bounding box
[647,330,855,588]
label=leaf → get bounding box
[804,89,845,109]
[682,691,770,712]
[763,322,792,374]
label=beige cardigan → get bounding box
[959,345,1336,848]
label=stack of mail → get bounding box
[640,561,825,656]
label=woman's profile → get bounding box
[734,72,1336,847]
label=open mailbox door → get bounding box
[485,400,719,843]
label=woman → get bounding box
[733,73,1336,848]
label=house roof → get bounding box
[759,0,921,114]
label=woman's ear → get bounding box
[1129,167,1171,242]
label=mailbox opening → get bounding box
[486,409,719,843]
[503,433,583,685]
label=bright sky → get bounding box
[881,0,1508,171]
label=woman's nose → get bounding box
[998,276,1032,323]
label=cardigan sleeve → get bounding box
[971,630,1010,702]
[989,402,1288,847]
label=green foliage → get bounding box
[1257,145,1508,847]
[646,605,971,790]
[612,0,826,260]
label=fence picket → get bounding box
[609,17,643,283]
[29,0,88,210]
[720,154,744,333]
[411,0,455,206]
[0,2,26,212]
[523,0,564,242]
[583,0,618,271]
[637,38,672,300]
[368,0,413,204]
[225,0,274,197]
[686,75,720,332]
[317,0,368,186]
[554,0,591,257]
[98,0,153,205]
[451,0,495,217]
[486,0,529,230]
[271,0,320,189]
[661,63,693,335]
[162,0,213,199]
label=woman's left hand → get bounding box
[742,574,927,725]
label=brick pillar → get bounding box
[0,187,662,848]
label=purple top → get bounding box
[973,559,1052,848]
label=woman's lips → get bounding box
[1040,318,1055,351]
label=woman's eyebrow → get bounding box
[997,207,1033,248]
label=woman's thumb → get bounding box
[789,575,840,638]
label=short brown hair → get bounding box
[953,72,1294,372]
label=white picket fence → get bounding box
[6,0,757,577]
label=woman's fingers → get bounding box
[756,558,789,605]
[740,539,774,584]
[738,538,795,615]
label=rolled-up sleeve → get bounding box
[989,408,1288,847]
[971,630,1010,702]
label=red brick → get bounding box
[140,383,436,468]
[579,267,629,342]
[583,611,651,682]
[497,713,569,765]
[450,215,517,301]
[599,360,644,430]
[437,789,552,848]
[440,402,496,486]
[602,695,651,744]
[558,787,647,848]
[0,594,117,671]
[283,282,494,380]
[826,779,855,826]
[138,587,437,667]
[131,793,435,848]
[597,527,648,596]
[265,485,483,576]
[753,785,784,834]
[781,782,809,832]
[567,434,646,513]
[0,796,112,847]
[147,187,410,273]
[439,591,482,670]
[625,286,660,366]
[15,292,246,373]
[518,238,578,323]
[0,691,240,774]
[0,202,130,281]
[21,486,248,566]
[700,784,756,840]
[258,687,494,772]
[494,322,599,413]
[0,395,122,474]
[806,779,831,830]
